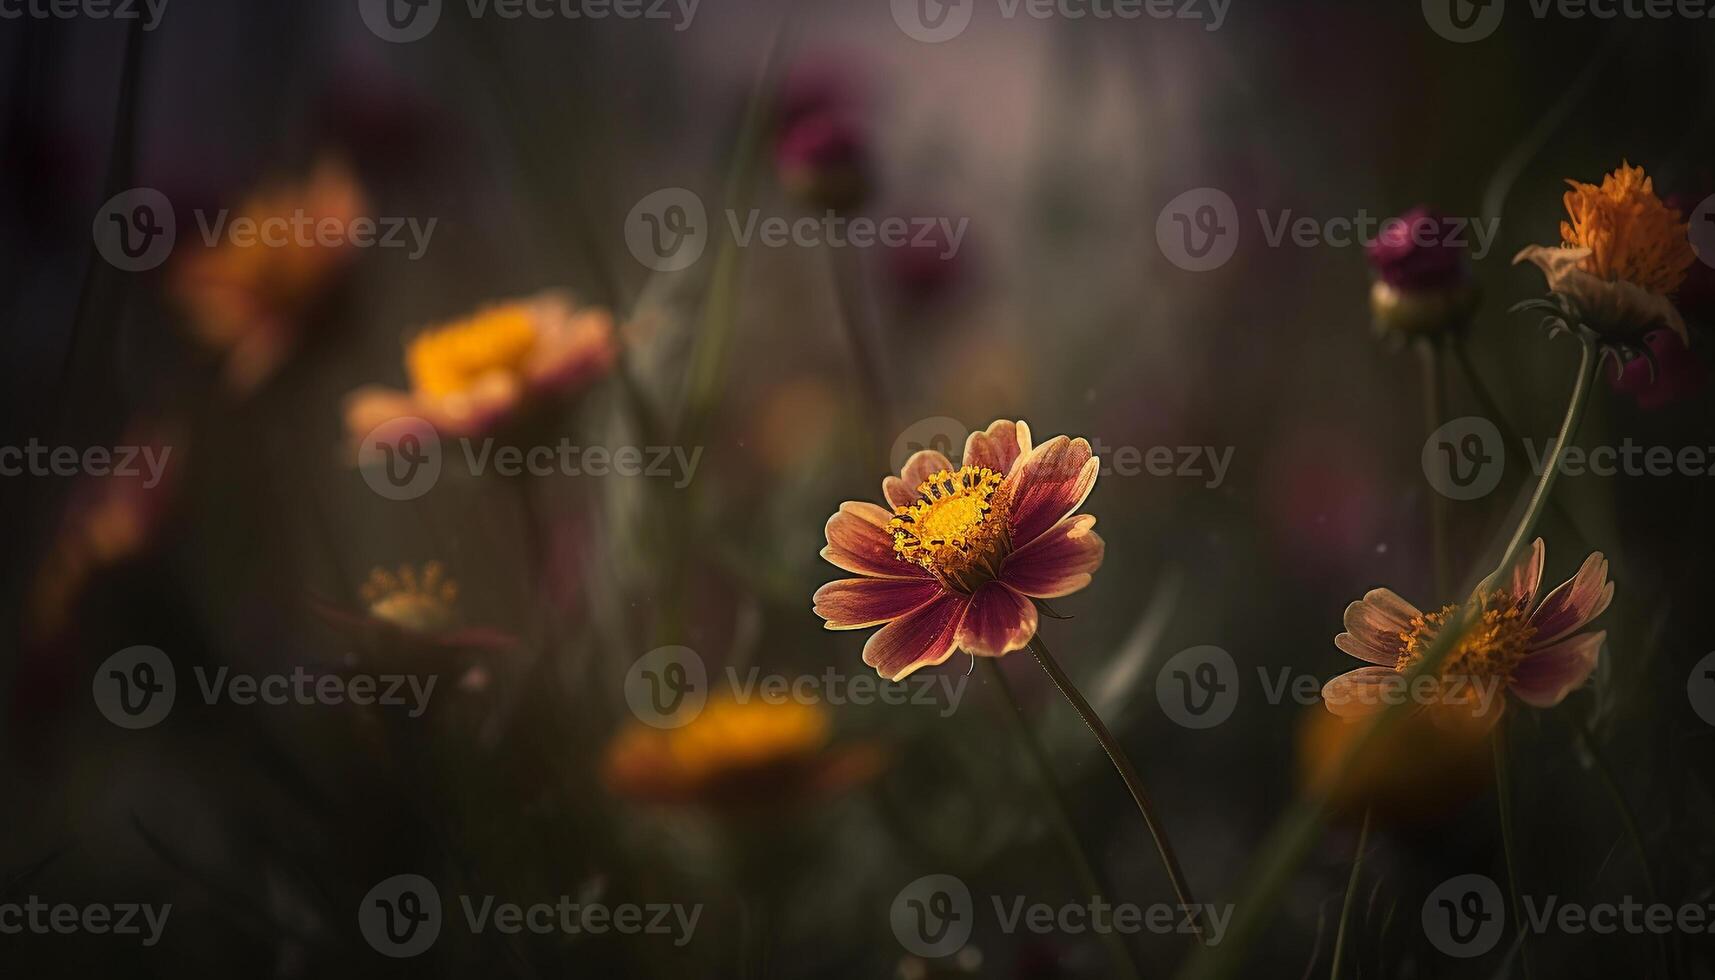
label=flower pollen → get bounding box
[1560,162,1694,296]
[361,561,458,633]
[887,466,1010,588]
[1394,593,1536,695]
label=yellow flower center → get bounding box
[1561,162,1695,295]
[361,562,458,633]
[405,305,539,399]
[1394,593,1536,697]
[887,466,1011,588]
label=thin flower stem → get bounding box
[829,247,894,474]
[1491,729,1533,980]
[1327,807,1372,980]
[1418,339,1451,596]
[1028,633,1205,944]
[1479,331,1598,595]
[986,660,1146,980]
[1569,714,1672,977]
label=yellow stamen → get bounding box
[1394,592,1536,701]
[1560,162,1695,295]
[360,561,458,633]
[887,466,1010,587]
[405,305,539,399]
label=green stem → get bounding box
[986,660,1145,980]
[1479,331,1598,595]
[1328,807,1372,980]
[1419,339,1451,596]
[1028,633,1204,944]
[1492,728,1533,980]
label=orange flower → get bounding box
[1297,704,1491,825]
[309,562,514,686]
[171,157,367,393]
[1322,539,1611,731]
[1514,162,1695,343]
[344,292,617,441]
[602,697,880,808]
[813,420,1104,680]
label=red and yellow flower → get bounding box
[1322,539,1612,728]
[813,419,1104,680]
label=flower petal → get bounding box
[1510,630,1604,708]
[1320,666,1398,718]
[814,578,946,630]
[882,448,953,508]
[1005,436,1099,548]
[963,419,1033,476]
[1335,588,1420,666]
[822,502,927,580]
[954,582,1038,657]
[1002,514,1103,598]
[1528,551,1613,646]
[861,592,968,681]
[1506,538,1546,612]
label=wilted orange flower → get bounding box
[602,697,880,807]
[1322,539,1611,730]
[813,420,1104,680]
[1514,162,1696,343]
[344,292,616,441]
[171,157,367,393]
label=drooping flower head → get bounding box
[813,420,1105,680]
[1322,539,1612,729]
[1514,162,1696,346]
[344,291,617,443]
[1365,207,1478,342]
[602,697,880,808]
[171,157,368,394]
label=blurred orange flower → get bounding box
[309,562,514,686]
[814,420,1104,680]
[1297,704,1491,825]
[1515,162,1695,343]
[602,697,880,808]
[171,157,367,393]
[344,292,617,441]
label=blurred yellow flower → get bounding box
[361,562,458,634]
[602,697,880,807]
[345,292,617,440]
[1515,162,1695,343]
